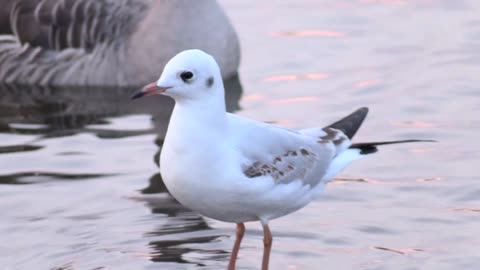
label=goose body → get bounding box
[0,0,240,86]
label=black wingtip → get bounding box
[327,107,369,139]
[350,139,436,155]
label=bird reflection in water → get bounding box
[139,174,230,265]
[0,74,243,265]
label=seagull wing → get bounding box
[228,114,348,187]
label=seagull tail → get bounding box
[327,107,369,139]
[350,139,436,155]
[327,107,435,155]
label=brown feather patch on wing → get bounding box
[318,127,347,146]
[243,148,318,184]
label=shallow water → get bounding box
[1,0,479,269]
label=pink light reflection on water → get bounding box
[270,30,345,38]
[353,80,379,88]
[243,94,266,101]
[269,96,321,105]
[391,121,440,128]
[331,177,402,185]
[359,0,409,5]
[450,208,480,213]
[408,147,435,153]
[264,73,329,82]
[416,176,444,182]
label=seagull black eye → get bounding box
[180,71,194,82]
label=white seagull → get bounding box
[131,49,431,270]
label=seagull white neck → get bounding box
[162,91,228,173]
[169,91,228,134]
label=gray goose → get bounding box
[0,0,240,86]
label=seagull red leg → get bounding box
[227,223,245,270]
[261,222,273,270]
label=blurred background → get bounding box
[0,0,479,269]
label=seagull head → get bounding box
[131,49,223,101]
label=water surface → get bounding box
[1,1,479,269]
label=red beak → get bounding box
[131,82,171,100]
